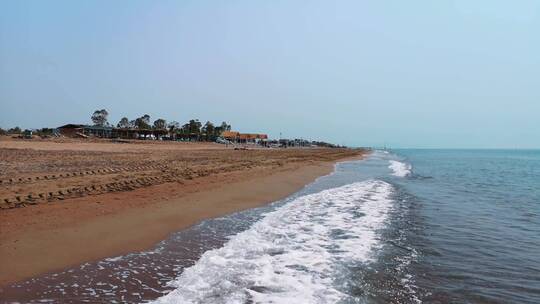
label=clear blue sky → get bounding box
[1,0,539,148]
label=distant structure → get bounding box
[54,123,339,148]
[57,124,116,138]
[221,131,240,141]
[55,124,269,144]
[57,124,86,137]
[57,124,167,140]
[221,131,268,144]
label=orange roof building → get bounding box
[221,131,240,140]
[221,131,268,142]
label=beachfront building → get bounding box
[238,133,268,144]
[57,124,113,138]
[221,131,268,145]
[84,126,113,138]
[57,124,170,139]
[112,128,169,140]
[56,124,269,145]
[221,131,240,142]
[57,124,85,137]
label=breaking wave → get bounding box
[151,180,394,304]
[389,160,412,177]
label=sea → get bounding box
[1,149,539,304]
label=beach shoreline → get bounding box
[0,138,366,287]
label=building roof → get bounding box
[239,133,268,140]
[58,124,113,130]
[222,131,268,140]
[221,131,240,138]
[57,124,85,129]
[84,125,113,131]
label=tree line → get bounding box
[91,109,232,140]
[0,127,22,135]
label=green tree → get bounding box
[167,121,180,140]
[153,118,167,129]
[187,119,202,135]
[36,128,54,136]
[220,121,231,131]
[180,123,189,134]
[202,121,215,141]
[134,114,151,129]
[91,109,109,126]
[8,126,21,134]
[168,121,180,133]
[117,117,130,128]
[141,114,150,125]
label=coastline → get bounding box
[0,152,365,287]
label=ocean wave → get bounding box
[151,180,394,304]
[389,160,412,177]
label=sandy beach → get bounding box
[0,137,366,287]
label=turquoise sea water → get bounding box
[2,149,539,303]
[394,149,540,303]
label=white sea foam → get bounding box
[388,160,412,177]
[151,180,394,304]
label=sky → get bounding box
[1,0,539,148]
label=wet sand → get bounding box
[0,137,366,286]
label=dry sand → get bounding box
[0,137,366,286]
